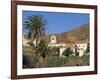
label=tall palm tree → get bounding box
[24,15,47,67]
[24,15,47,47]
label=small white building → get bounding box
[72,43,87,57]
[23,37,40,47]
[48,35,66,57]
[22,37,30,46]
[48,35,66,47]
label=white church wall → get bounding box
[22,37,30,46]
[48,43,66,47]
[59,48,66,57]
[51,35,56,44]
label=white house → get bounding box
[22,37,30,46]
[72,43,87,57]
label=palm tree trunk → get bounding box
[42,58,46,67]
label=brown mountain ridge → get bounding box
[43,23,89,44]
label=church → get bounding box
[48,35,88,57]
[48,35,66,47]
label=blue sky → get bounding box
[22,11,89,35]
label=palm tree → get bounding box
[24,15,47,67]
[36,40,51,67]
[24,15,47,47]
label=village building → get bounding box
[22,36,31,47]
[22,36,40,47]
[48,35,66,47]
[72,43,88,57]
[48,35,66,57]
[48,35,88,57]
[23,35,89,57]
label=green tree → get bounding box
[24,15,47,47]
[24,15,47,67]
[36,40,51,67]
[50,47,60,56]
[62,47,73,57]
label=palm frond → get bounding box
[23,14,47,41]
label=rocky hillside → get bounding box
[43,23,89,44]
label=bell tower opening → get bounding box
[51,35,56,44]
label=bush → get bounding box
[75,52,79,56]
[50,47,60,56]
[86,43,90,54]
[44,56,66,67]
[62,47,73,57]
[23,53,36,68]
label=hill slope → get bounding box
[43,23,89,44]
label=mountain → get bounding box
[43,23,89,44]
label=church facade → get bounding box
[48,35,88,57]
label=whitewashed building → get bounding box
[48,35,66,57]
[72,43,88,57]
[22,37,30,46]
[23,37,40,47]
[23,35,88,57]
[48,35,88,57]
[48,35,66,47]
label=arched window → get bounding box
[51,35,56,43]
